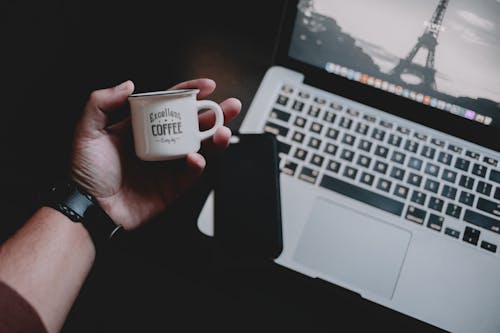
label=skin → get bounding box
[0,79,241,333]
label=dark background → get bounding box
[2,1,443,332]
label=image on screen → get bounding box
[289,0,500,128]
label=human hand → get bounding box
[71,79,241,230]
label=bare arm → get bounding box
[0,207,95,333]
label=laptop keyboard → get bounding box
[264,84,500,255]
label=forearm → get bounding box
[0,207,96,333]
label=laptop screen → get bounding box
[288,0,500,129]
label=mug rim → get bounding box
[128,89,200,99]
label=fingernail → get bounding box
[116,80,130,90]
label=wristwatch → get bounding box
[44,181,123,249]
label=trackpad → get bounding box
[293,199,411,299]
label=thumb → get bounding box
[78,80,135,137]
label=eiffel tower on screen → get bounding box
[390,0,449,92]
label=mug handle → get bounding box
[196,100,224,141]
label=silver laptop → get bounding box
[198,1,500,332]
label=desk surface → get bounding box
[3,1,443,332]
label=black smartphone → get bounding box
[214,133,283,261]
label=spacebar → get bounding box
[319,174,404,216]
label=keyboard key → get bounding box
[292,131,305,143]
[374,161,388,174]
[424,179,440,193]
[380,120,393,129]
[356,155,372,168]
[421,146,436,159]
[314,96,326,105]
[391,151,406,164]
[459,175,475,190]
[294,148,308,161]
[298,91,310,99]
[411,190,426,205]
[458,191,475,206]
[476,181,492,196]
[293,116,307,128]
[343,166,358,180]
[481,241,497,253]
[358,139,372,152]
[342,133,356,146]
[339,117,352,129]
[376,178,392,192]
[407,173,423,187]
[320,174,404,216]
[428,197,444,212]
[308,105,321,117]
[394,185,409,199]
[495,187,500,200]
[454,158,470,172]
[292,100,305,111]
[363,114,376,123]
[448,144,462,154]
[445,203,462,219]
[390,166,405,181]
[465,150,480,160]
[281,160,298,176]
[270,108,291,122]
[483,157,498,167]
[323,111,336,123]
[355,122,369,135]
[276,95,289,106]
[424,163,440,177]
[299,167,319,184]
[371,128,386,141]
[463,226,480,246]
[445,227,460,239]
[324,143,338,156]
[346,108,359,117]
[427,214,444,231]
[477,198,500,218]
[330,101,342,110]
[442,185,457,200]
[326,160,341,173]
[308,137,322,149]
[310,122,323,134]
[437,151,452,165]
[405,205,426,224]
[489,170,500,184]
[326,128,339,140]
[442,169,457,183]
[397,126,410,135]
[310,154,325,167]
[277,141,291,155]
[265,122,289,137]
[340,149,355,162]
[374,145,389,158]
[360,172,375,186]
[388,134,402,147]
[414,132,427,141]
[472,163,487,177]
[430,138,445,147]
[404,140,419,153]
[408,157,423,171]
[464,209,500,234]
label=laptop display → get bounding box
[289,0,500,128]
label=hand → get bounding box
[70,79,241,230]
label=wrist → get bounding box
[42,180,123,251]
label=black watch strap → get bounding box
[45,182,123,249]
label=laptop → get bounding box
[198,1,500,332]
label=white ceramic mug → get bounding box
[128,89,224,161]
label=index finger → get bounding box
[169,78,216,99]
